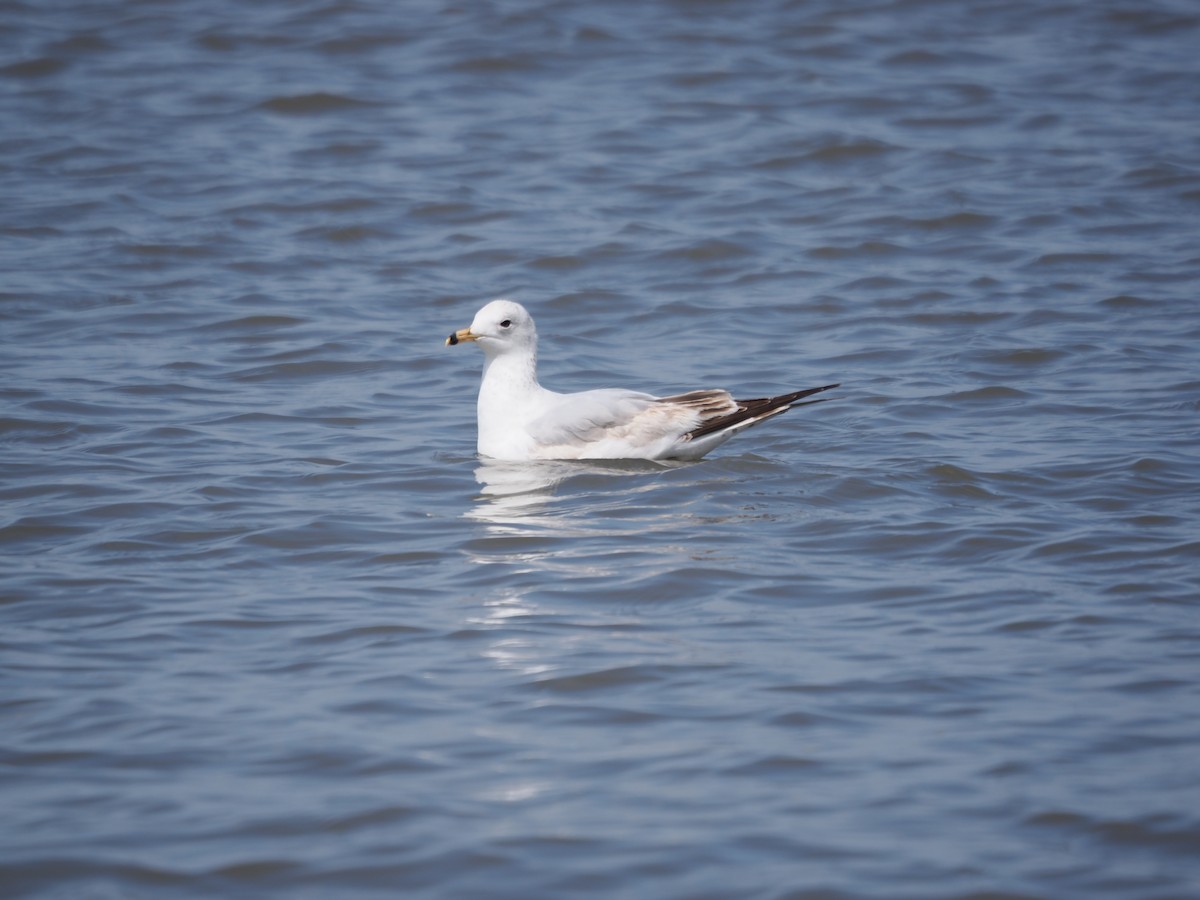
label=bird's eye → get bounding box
[500,319,512,328]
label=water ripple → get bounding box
[3,0,1199,898]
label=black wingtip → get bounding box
[685,383,840,440]
[781,383,839,404]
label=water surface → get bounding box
[3,1,1200,898]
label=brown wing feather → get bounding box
[678,383,839,440]
[655,389,740,419]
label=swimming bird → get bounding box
[446,299,836,461]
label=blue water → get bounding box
[3,1,1199,897]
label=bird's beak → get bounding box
[445,327,477,347]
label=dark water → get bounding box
[3,1,1200,897]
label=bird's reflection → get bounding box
[467,457,694,527]
[460,461,712,686]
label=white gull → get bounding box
[446,299,837,461]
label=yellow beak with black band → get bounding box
[445,327,477,346]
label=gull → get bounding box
[446,299,837,461]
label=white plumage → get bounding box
[446,299,836,461]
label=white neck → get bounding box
[476,345,546,457]
[480,343,539,392]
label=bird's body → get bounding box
[446,299,836,461]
